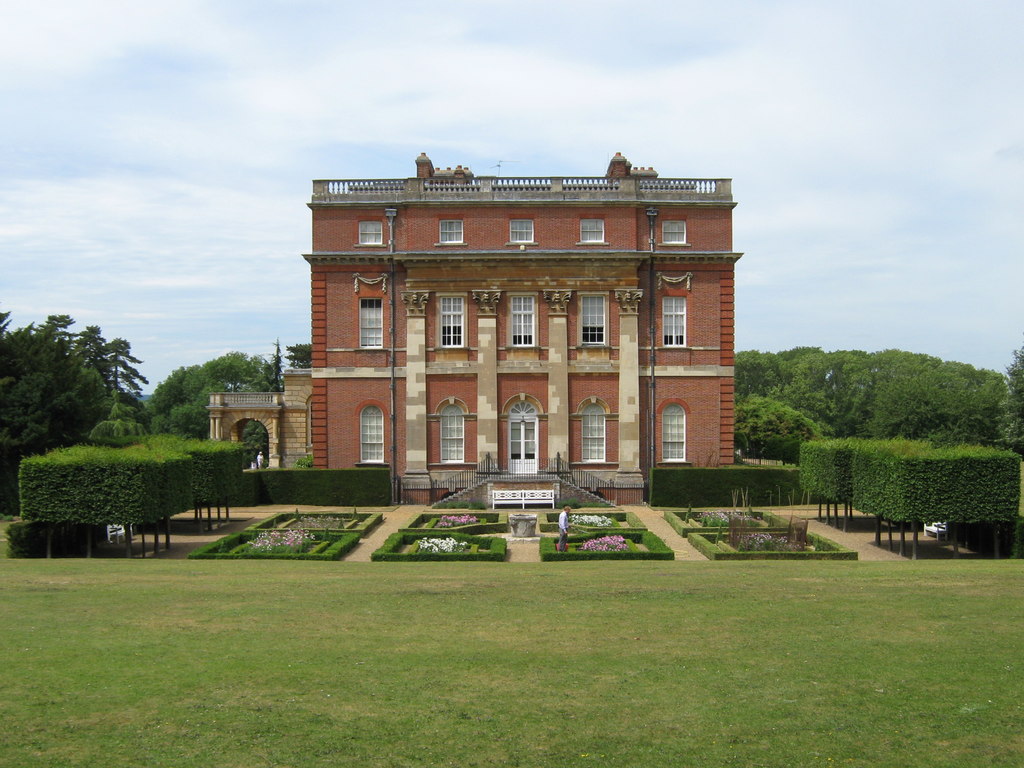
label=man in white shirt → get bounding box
[558,505,571,552]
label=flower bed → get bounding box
[246,509,385,536]
[188,529,361,560]
[540,530,673,561]
[402,512,507,535]
[687,530,857,561]
[371,532,507,562]
[538,509,645,534]
[661,508,769,538]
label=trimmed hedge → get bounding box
[401,512,508,535]
[371,532,508,562]
[661,508,769,538]
[688,530,857,561]
[19,444,191,526]
[253,468,391,506]
[851,440,1020,524]
[246,510,385,537]
[649,467,802,508]
[187,529,360,560]
[800,440,856,503]
[6,520,90,558]
[537,509,645,534]
[540,530,674,561]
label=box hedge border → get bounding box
[371,531,508,562]
[400,512,509,535]
[688,530,857,561]
[661,508,770,538]
[246,510,385,537]
[251,468,391,506]
[537,509,645,534]
[540,530,674,562]
[187,529,361,560]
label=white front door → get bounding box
[509,402,538,474]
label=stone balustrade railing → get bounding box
[208,392,284,407]
[312,176,731,203]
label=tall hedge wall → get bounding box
[253,468,391,506]
[851,440,1021,524]
[19,444,192,526]
[649,467,802,508]
[799,439,857,503]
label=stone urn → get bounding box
[508,513,538,537]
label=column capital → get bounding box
[542,289,573,314]
[402,291,430,316]
[614,288,644,315]
[472,290,502,315]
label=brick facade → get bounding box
[304,153,741,500]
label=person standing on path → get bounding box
[558,505,571,552]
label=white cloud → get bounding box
[2,0,1023,386]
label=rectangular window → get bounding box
[662,220,687,244]
[663,405,686,461]
[663,297,686,346]
[509,219,534,243]
[580,219,604,243]
[511,295,535,346]
[582,405,606,462]
[359,298,383,347]
[360,407,384,463]
[441,406,464,463]
[358,221,383,245]
[580,295,605,345]
[440,296,464,347]
[439,220,463,244]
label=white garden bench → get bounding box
[491,489,556,509]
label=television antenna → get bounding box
[492,160,520,177]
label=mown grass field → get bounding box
[2,558,1023,767]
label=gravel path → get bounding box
[125,503,975,562]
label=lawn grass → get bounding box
[2,559,1023,767]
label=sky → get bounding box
[2,0,1022,391]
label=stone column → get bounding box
[615,289,644,476]
[402,291,430,475]
[543,290,572,463]
[473,290,502,464]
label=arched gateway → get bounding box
[207,370,312,468]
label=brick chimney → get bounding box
[415,152,434,178]
[606,152,632,178]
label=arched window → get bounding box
[581,403,606,462]
[662,404,686,461]
[440,404,464,463]
[360,406,384,463]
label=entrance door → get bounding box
[508,402,538,474]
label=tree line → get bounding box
[735,346,1024,462]
[0,305,310,516]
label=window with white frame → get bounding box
[440,404,464,462]
[360,406,384,463]
[359,298,383,347]
[509,219,534,243]
[581,403,606,462]
[580,295,605,345]
[359,221,383,245]
[663,297,687,346]
[580,218,605,243]
[511,295,535,346]
[440,296,464,347]
[662,220,687,244]
[662,404,686,461]
[439,219,463,244]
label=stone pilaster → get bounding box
[614,289,643,475]
[543,290,572,461]
[472,290,502,463]
[402,291,430,474]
